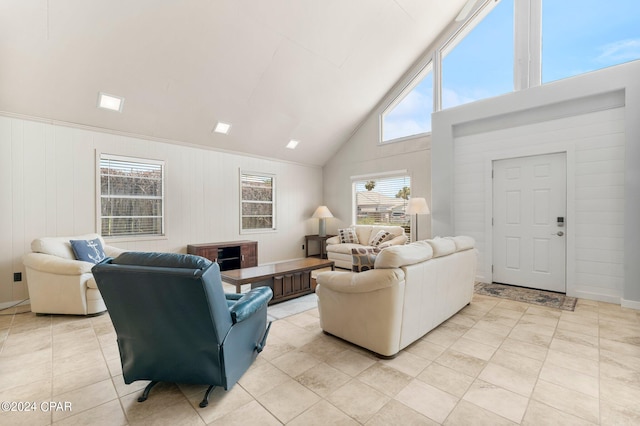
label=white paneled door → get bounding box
[493,153,567,292]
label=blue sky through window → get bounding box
[382,70,433,141]
[442,0,514,109]
[382,0,639,142]
[542,0,640,82]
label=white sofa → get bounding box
[325,225,408,269]
[316,236,477,357]
[23,233,126,315]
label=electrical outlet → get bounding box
[13,272,22,282]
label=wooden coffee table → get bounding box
[221,258,334,304]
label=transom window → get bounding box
[441,0,514,109]
[380,64,433,143]
[240,171,276,232]
[377,0,640,143]
[99,154,165,237]
[542,0,640,83]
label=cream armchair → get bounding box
[325,225,408,269]
[23,233,126,315]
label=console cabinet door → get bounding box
[241,242,257,268]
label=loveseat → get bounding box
[325,225,408,269]
[316,236,477,357]
[22,233,126,315]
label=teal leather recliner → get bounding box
[92,252,272,407]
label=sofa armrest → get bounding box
[228,287,273,323]
[326,236,340,245]
[23,252,94,275]
[316,269,405,294]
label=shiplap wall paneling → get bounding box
[0,118,14,302]
[53,126,75,236]
[22,122,47,301]
[452,107,625,301]
[11,120,27,300]
[72,128,95,235]
[0,115,323,304]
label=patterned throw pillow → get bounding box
[338,228,359,244]
[70,238,106,264]
[369,230,392,247]
[351,247,380,272]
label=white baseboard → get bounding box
[569,289,620,305]
[0,299,30,311]
[621,298,640,310]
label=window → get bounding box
[353,173,411,236]
[542,0,640,83]
[99,154,164,237]
[381,64,433,142]
[240,171,276,232]
[441,0,514,109]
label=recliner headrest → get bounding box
[111,252,212,270]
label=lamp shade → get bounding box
[312,205,333,219]
[406,198,430,215]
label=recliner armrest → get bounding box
[228,287,273,323]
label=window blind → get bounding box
[100,154,164,237]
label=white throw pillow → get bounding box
[369,230,392,247]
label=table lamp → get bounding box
[312,206,333,237]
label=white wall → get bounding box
[0,115,323,304]
[323,111,432,240]
[432,60,640,307]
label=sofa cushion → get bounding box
[351,247,380,272]
[446,236,475,252]
[426,237,457,258]
[374,241,433,269]
[354,225,373,246]
[70,238,107,264]
[326,243,367,255]
[369,230,392,247]
[338,228,359,244]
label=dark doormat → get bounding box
[474,282,577,311]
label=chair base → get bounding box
[137,381,159,402]
[136,381,215,408]
[199,385,215,408]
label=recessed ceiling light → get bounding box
[214,122,231,134]
[97,92,124,112]
[286,140,299,149]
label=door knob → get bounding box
[556,231,564,236]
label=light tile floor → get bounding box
[1,293,639,425]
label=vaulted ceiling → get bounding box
[0,0,467,166]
